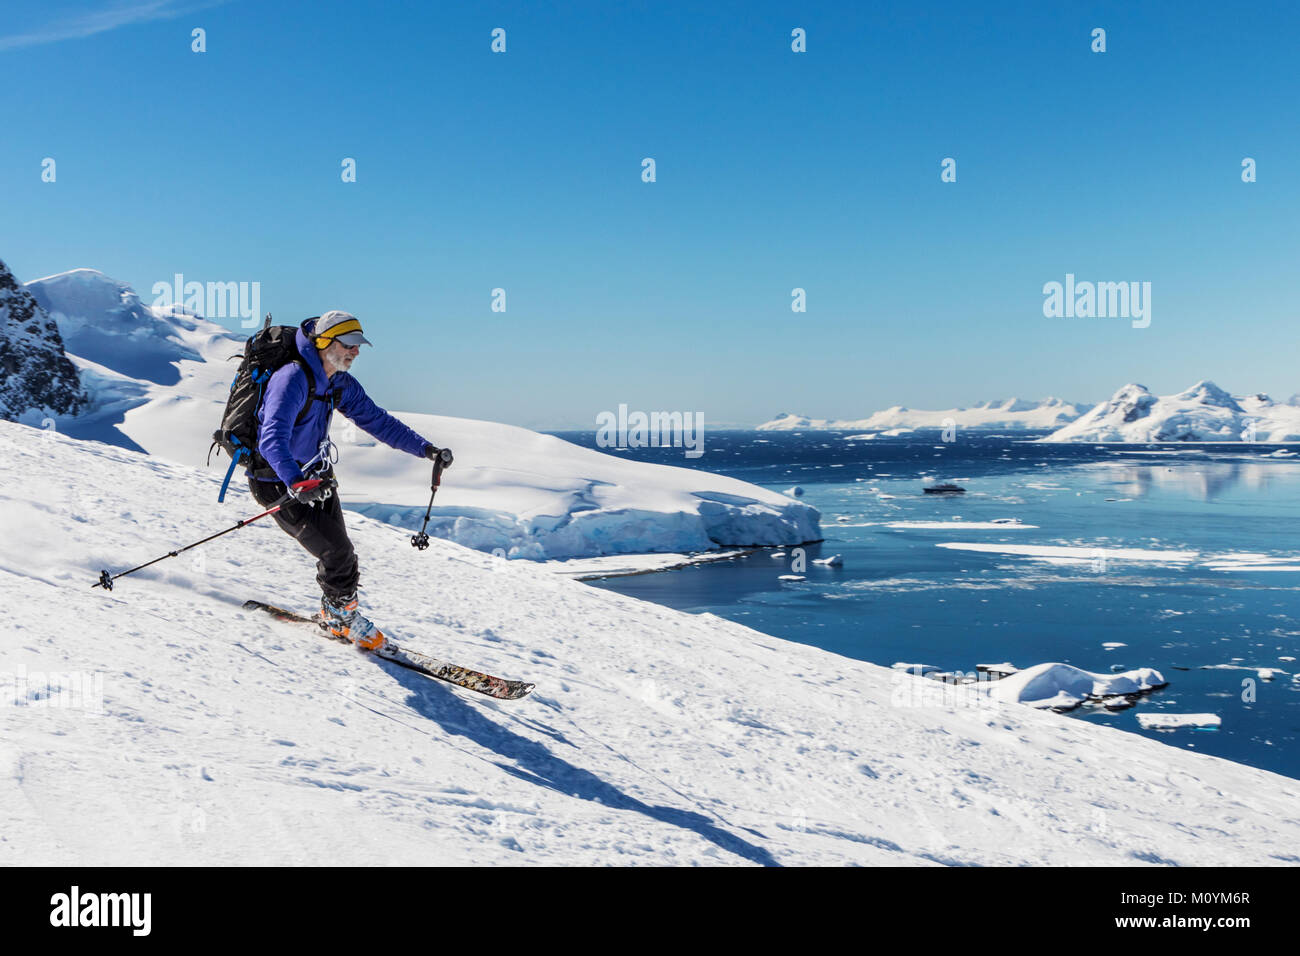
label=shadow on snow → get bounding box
[387,664,782,867]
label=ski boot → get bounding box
[320,593,385,650]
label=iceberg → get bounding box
[985,662,1168,710]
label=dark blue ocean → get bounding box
[549,429,1300,780]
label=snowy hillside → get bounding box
[32,269,818,559]
[1043,381,1300,443]
[3,419,1298,865]
[758,398,1086,432]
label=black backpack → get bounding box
[208,314,337,501]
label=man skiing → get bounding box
[247,310,451,650]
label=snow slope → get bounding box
[1043,381,1300,443]
[758,398,1086,432]
[33,269,818,559]
[3,418,1298,866]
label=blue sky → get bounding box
[2,0,1297,428]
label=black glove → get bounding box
[424,445,454,468]
[289,477,335,506]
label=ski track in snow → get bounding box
[3,421,1300,865]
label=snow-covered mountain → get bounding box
[0,260,87,423]
[25,268,245,456]
[4,418,1298,865]
[1042,381,1300,443]
[27,269,209,386]
[758,397,1086,432]
[27,268,819,558]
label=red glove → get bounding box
[289,477,335,506]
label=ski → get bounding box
[242,600,535,700]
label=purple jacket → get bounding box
[255,320,430,485]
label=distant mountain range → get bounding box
[760,383,1300,443]
[757,397,1088,432]
[1041,381,1300,443]
[10,263,1299,451]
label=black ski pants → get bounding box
[247,475,359,602]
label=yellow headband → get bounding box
[315,317,364,349]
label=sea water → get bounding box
[550,429,1300,780]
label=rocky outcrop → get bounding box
[0,258,88,422]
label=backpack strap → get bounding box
[231,360,344,491]
[216,435,250,503]
[297,358,343,425]
[244,360,341,483]
[294,359,317,426]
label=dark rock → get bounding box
[0,258,89,421]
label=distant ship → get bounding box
[923,482,966,495]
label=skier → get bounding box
[247,311,452,649]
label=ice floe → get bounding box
[1136,713,1221,731]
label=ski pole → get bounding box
[411,449,453,550]
[91,478,330,591]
